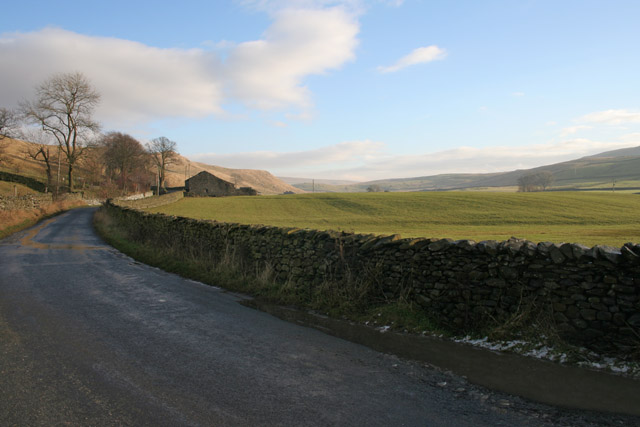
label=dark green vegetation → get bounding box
[293,147,640,192]
[148,191,640,247]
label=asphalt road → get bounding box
[0,208,636,426]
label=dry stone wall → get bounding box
[112,191,184,209]
[104,202,640,355]
[0,194,53,210]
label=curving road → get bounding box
[0,208,635,426]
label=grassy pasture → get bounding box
[147,191,640,247]
[0,181,39,196]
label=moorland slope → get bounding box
[291,146,640,192]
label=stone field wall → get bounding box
[0,194,53,210]
[104,201,640,355]
[113,191,184,209]
[0,192,89,210]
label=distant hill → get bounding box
[164,158,303,195]
[278,176,359,186]
[4,137,638,195]
[292,146,640,192]
[0,138,304,196]
[584,146,640,158]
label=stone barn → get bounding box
[185,171,258,197]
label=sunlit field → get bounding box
[147,191,640,247]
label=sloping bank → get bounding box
[100,199,640,359]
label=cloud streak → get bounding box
[190,140,384,171]
[559,125,592,137]
[378,45,446,73]
[579,109,640,125]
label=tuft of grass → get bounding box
[147,192,640,247]
[360,302,446,335]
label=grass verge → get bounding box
[0,200,87,240]
[93,207,442,336]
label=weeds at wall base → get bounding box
[92,208,443,336]
[91,208,594,346]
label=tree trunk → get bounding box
[68,163,74,192]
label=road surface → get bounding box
[0,208,636,426]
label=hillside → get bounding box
[164,157,303,195]
[292,146,640,192]
[0,137,303,195]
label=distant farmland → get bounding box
[147,192,640,247]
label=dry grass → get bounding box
[0,181,39,196]
[0,200,87,239]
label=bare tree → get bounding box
[101,132,148,193]
[517,174,537,192]
[78,147,106,187]
[147,136,178,193]
[21,72,100,191]
[536,171,554,191]
[0,107,18,166]
[0,107,18,140]
[21,128,58,192]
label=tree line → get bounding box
[0,72,178,196]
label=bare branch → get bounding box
[101,132,149,193]
[20,72,100,191]
[146,136,179,192]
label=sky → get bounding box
[2,0,640,181]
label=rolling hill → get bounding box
[3,136,638,195]
[0,137,303,195]
[290,146,640,192]
[163,157,303,195]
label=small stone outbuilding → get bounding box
[185,171,257,197]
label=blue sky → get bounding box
[2,0,639,181]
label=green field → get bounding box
[147,192,640,247]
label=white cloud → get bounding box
[559,125,592,137]
[378,45,446,73]
[512,92,525,97]
[225,7,359,110]
[189,138,636,181]
[239,0,365,15]
[190,140,384,170]
[579,109,640,125]
[0,28,224,125]
[620,132,640,142]
[0,6,359,125]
